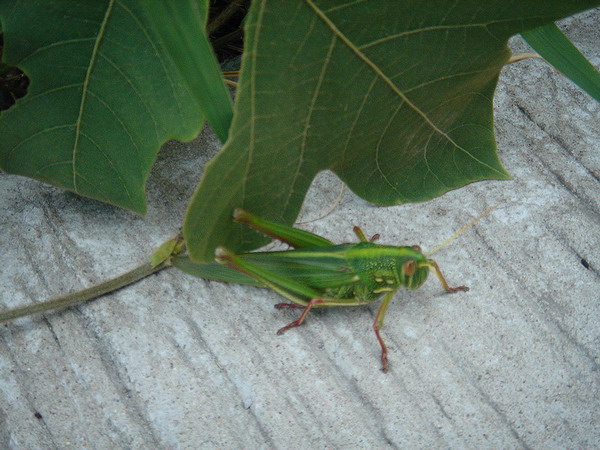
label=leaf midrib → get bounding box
[72,0,115,192]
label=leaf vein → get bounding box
[282,34,337,214]
[79,130,134,204]
[5,125,74,164]
[86,89,142,161]
[339,74,378,170]
[374,101,407,201]
[115,0,187,126]
[99,52,161,142]
[18,38,97,65]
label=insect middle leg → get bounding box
[373,291,396,372]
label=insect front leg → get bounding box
[352,226,380,242]
[427,259,469,293]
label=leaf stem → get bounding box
[0,260,171,323]
[506,52,543,64]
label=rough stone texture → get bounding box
[1,10,598,449]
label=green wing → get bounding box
[238,245,361,290]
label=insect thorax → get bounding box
[346,244,430,298]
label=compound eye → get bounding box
[411,245,422,252]
[402,260,416,276]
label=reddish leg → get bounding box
[276,298,324,335]
[446,285,469,293]
[373,291,395,372]
[274,302,304,309]
[373,324,388,372]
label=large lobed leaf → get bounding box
[0,0,221,213]
[184,0,600,262]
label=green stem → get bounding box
[0,261,171,323]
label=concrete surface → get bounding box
[1,10,598,449]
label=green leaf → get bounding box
[142,0,233,143]
[184,0,600,262]
[521,23,600,103]
[0,0,207,213]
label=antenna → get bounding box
[426,204,500,257]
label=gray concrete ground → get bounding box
[1,10,599,449]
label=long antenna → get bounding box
[426,204,500,257]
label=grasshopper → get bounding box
[175,208,478,371]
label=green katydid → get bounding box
[174,208,495,371]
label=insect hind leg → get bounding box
[274,302,304,309]
[276,296,369,335]
[276,298,325,334]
